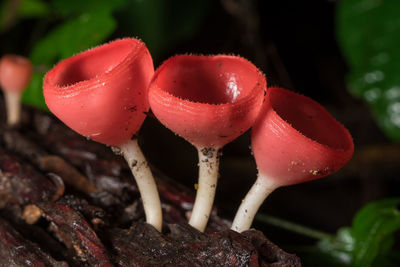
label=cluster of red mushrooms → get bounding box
[0,38,354,233]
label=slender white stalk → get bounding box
[120,139,162,232]
[4,90,21,126]
[189,147,221,232]
[231,173,278,233]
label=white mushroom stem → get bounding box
[4,90,22,126]
[120,138,162,232]
[231,173,278,233]
[189,147,221,232]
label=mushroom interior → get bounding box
[270,89,352,150]
[156,56,259,105]
[52,40,136,87]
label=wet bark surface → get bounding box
[0,217,68,267]
[0,147,59,208]
[0,105,301,266]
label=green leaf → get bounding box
[19,0,49,19]
[315,198,400,267]
[317,228,354,266]
[351,198,400,267]
[23,10,116,109]
[50,0,128,17]
[30,10,116,64]
[336,0,400,142]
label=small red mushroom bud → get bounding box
[0,54,33,126]
[149,54,266,232]
[231,87,354,232]
[43,38,163,231]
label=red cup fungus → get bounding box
[0,54,33,126]
[149,54,266,232]
[43,38,163,231]
[231,87,354,232]
[44,38,152,146]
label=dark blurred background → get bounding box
[1,0,399,265]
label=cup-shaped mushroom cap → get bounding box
[149,55,266,148]
[0,54,33,92]
[43,38,154,146]
[252,87,354,186]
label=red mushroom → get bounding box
[43,38,163,231]
[149,55,266,232]
[0,54,33,126]
[231,87,354,232]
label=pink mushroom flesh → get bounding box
[0,54,33,92]
[149,55,266,148]
[252,87,353,186]
[44,38,154,146]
